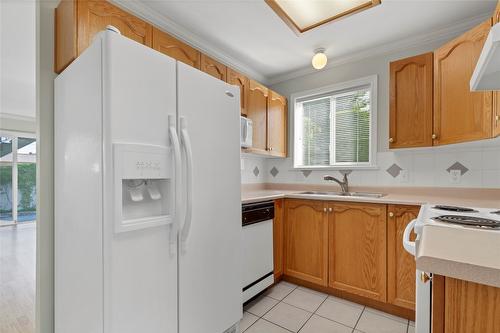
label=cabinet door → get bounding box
[77,0,152,56]
[387,205,419,310]
[434,19,493,145]
[152,27,200,69]
[273,199,284,281]
[432,276,500,333]
[495,1,500,24]
[494,93,500,137]
[389,53,433,148]
[284,199,328,286]
[247,80,269,154]
[55,0,77,73]
[200,54,227,81]
[329,202,387,301]
[227,69,249,116]
[267,91,287,157]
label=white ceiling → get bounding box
[0,0,36,120]
[114,1,496,84]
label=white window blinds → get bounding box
[294,84,373,168]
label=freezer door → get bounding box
[177,62,242,333]
[102,31,178,333]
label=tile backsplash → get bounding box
[241,140,500,188]
[241,155,267,184]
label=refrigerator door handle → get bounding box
[169,115,182,256]
[180,117,193,252]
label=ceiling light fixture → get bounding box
[312,49,327,70]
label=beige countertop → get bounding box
[241,183,500,208]
[242,183,500,288]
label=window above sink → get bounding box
[291,75,378,170]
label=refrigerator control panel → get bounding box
[113,143,173,233]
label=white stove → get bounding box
[403,203,500,333]
[414,204,500,234]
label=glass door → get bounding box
[0,135,37,226]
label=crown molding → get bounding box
[0,112,36,122]
[267,13,491,85]
[110,0,270,84]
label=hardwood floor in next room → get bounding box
[0,224,35,333]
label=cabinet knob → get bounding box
[420,272,431,284]
[269,147,273,151]
[329,207,332,212]
[496,115,499,122]
[323,208,327,213]
[389,137,394,143]
[432,134,437,140]
[389,212,394,218]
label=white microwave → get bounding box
[240,116,253,148]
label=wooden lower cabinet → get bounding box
[284,199,328,286]
[273,199,284,281]
[329,202,387,302]
[432,276,500,333]
[387,205,419,310]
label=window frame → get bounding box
[291,75,378,170]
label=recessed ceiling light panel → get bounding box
[266,0,381,34]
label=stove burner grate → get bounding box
[432,205,477,213]
[433,215,500,228]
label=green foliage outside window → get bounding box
[0,163,36,213]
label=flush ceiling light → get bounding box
[266,0,381,34]
[312,49,327,70]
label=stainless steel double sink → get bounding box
[298,191,386,198]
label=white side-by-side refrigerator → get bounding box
[55,29,242,333]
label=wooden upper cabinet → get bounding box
[200,54,227,81]
[284,199,328,286]
[273,199,284,281]
[55,0,153,73]
[494,93,500,137]
[227,69,249,116]
[328,202,387,302]
[152,28,200,69]
[495,0,500,24]
[389,53,433,148]
[247,80,269,154]
[267,91,287,157]
[433,19,493,145]
[432,276,500,333]
[387,205,419,310]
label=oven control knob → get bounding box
[420,272,431,283]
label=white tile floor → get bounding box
[241,281,415,333]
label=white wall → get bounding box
[37,1,58,332]
[266,39,500,189]
[0,0,36,124]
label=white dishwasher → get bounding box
[242,201,275,303]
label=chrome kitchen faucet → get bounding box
[324,173,349,194]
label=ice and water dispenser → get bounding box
[113,143,172,233]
